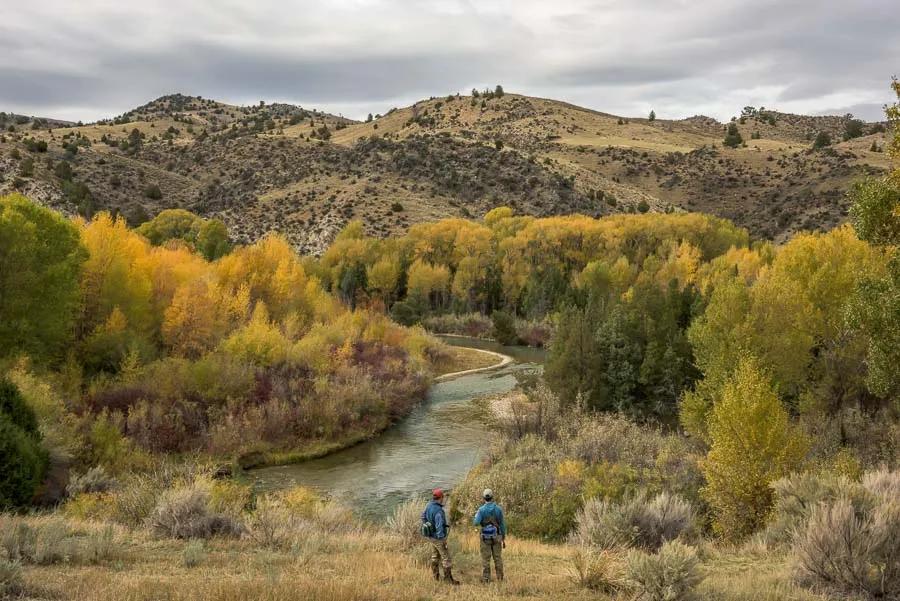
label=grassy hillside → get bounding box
[0,92,889,252]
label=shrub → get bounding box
[0,558,23,597]
[794,495,900,599]
[861,467,900,499]
[53,160,73,181]
[387,498,427,549]
[32,518,72,564]
[571,548,623,593]
[0,378,39,435]
[390,299,424,326]
[723,122,743,148]
[0,416,48,509]
[626,540,701,601]
[67,466,117,497]
[491,311,519,345]
[766,471,858,544]
[143,184,162,200]
[182,540,206,568]
[812,131,831,149]
[79,525,117,564]
[149,480,244,539]
[0,516,120,566]
[571,492,695,551]
[245,492,331,555]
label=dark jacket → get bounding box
[422,500,449,540]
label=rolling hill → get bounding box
[0,91,890,252]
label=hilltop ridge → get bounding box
[1,90,890,252]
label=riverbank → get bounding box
[434,346,512,381]
[242,345,512,471]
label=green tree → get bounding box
[0,194,87,362]
[701,357,807,540]
[491,310,518,345]
[845,81,900,399]
[0,378,48,509]
[812,131,831,150]
[723,122,743,148]
[843,117,864,140]
[196,219,232,260]
[545,302,603,409]
[137,208,231,260]
[648,110,656,121]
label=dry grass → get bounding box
[4,510,836,601]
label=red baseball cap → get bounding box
[432,488,444,499]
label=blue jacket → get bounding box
[473,501,507,536]
[422,500,449,540]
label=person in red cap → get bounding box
[421,488,460,584]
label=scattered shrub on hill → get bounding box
[843,117,865,140]
[53,160,73,181]
[143,184,162,199]
[723,122,743,148]
[812,131,831,149]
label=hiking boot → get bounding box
[431,563,441,581]
[443,568,461,585]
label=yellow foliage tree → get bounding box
[79,213,154,338]
[701,357,807,540]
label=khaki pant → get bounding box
[480,537,504,582]
[430,538,452,569]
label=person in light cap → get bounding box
[421,488,459,585]
[473,487,507,583]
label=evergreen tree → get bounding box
[723,122,743,148]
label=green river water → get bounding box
[249,336,544,519]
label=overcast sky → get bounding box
[1,0,897,123]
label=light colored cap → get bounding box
[483,488,493,499]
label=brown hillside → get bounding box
[0,91,889,251]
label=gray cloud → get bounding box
[0,0,896,122]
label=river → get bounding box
[249,335,545,520]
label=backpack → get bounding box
[421,504,440,538]
[481,509,501,540]
[420,520,436,538]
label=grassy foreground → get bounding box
[7,514,824,601]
